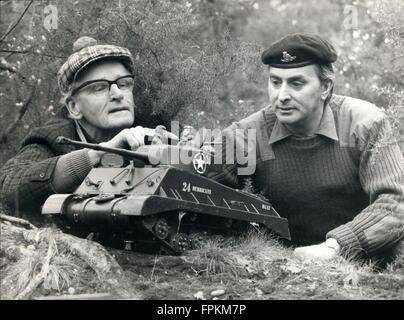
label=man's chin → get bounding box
[107,114,134,129]
[275,112,299,125]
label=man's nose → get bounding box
[278,83,291,104]
[109,84,124,100]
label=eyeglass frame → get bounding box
[70,74,135,96]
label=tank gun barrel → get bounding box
[56,136,150,162]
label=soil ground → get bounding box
[1,215,403,300]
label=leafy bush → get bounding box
[1,0,403,167]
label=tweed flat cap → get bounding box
[261,33,337,68]
[57,36,134,94]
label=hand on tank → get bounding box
[87,126,178,166]
[103,126,155,150]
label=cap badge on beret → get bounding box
[280,51,296,63]
[261,33,338,68]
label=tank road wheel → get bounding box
[153,218,170,240]
[224,219,233,229]
[171,233,191,253]
[189,233,205,249]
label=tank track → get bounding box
[136,210,249,255]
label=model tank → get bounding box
[42,127,290,254]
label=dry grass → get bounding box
[1,230,85,299]
[0,221,131,299]
[177,229,404,299]
[183,230,290,281]
[2,217,404,300]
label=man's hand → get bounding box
[87,126,178,166]
[103,126,156,150]
[293,239,340,261]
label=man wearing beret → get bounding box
[0,36,176,215]
[208,33,404,261]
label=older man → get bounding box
[208,33,404,261]
[0,36,174,215]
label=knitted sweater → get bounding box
[208,94,404,258]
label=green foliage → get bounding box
[0,0,403,166]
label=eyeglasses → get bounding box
[71,75,135,96]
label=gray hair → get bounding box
[60,91,71,107]
[314,63,335,106]
[59,87,75,119]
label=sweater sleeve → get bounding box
[51,149,93,193]
[327,116,404,258]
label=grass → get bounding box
[0,227,105,299]
[160,229,404,299]
[2,218,404,299]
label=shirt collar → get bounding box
[74,119,89,143]
[268,103,339,145]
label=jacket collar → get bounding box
[268,103,339,145]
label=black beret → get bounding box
[261,33,338,68]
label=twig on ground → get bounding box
[150,255,158,281]
[35,292,118,300]
[15,233,55,300]
[0,213,37,229]
[22,228,140,298]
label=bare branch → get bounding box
[0,85,36,144]
[0,49,30,54]
[0,0,35,43]
[0,49,67,59]
[150,48,162,70]
[0,59,26,79]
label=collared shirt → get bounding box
[268,103,339,145]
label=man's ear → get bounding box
[321,80,333,101]
[66,98,83,120]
